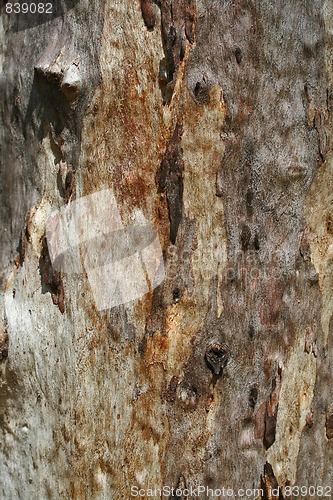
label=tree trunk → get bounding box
[1,0,333,498]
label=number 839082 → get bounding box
[5,2,53,14]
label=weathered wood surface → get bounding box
[1,0,333,498]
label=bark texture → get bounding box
[1,0,333,498]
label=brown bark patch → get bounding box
[140,0,157,31]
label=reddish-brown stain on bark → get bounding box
[259,278,284,326]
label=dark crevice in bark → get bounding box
[249,385,258,409]
[260,462,284,499]
[325,411,333,439]
[0,320,8,363]
[254,370,281,450]
[205,341,229,376]
[157,121,184,245]
[39,236,65,314]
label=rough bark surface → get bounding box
[1,0,333,498]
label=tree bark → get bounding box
[1,0,333,498]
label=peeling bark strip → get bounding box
[157,121,184,244]
[39,237,65,314]
[141,0,196,102]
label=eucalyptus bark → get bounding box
[1,1,333,498]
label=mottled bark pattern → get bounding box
[1,0,333,498]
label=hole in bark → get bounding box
[205,341,229,375]
[254,233,260,251]
[248,324,255,339]
[240,223,251,251]
[193,81,210,105]
[158,58,174,105]
[249,386,258,409]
